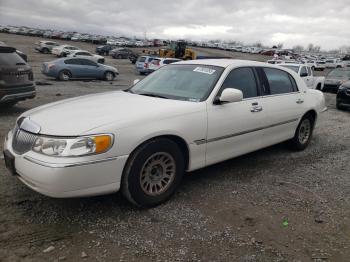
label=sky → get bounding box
[0,0,350,50]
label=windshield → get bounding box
[130,64,224,101]
[327,69,350,78]
[280,65,299,73]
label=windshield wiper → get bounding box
[138,93,169,99]
[124,89,134,94]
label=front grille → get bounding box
[12,126,38,155]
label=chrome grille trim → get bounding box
[12,126,38,155]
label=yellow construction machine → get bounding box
[142,40,196,60]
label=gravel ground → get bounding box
[0,33,350,262]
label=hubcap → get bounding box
[298,119,311,144]
[140,152,176,196]
[106,72,113,81]
[62,72,69,80]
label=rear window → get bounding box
[0,52,26,66]
[138,57,146,62]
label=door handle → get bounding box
[250,106,263,112]
[296,99,304,104]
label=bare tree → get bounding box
[293,45,304,52]
[307,43,314,52]
[277,43,284,49]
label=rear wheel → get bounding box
[58,70,71,81]
[122,138,185,207]
[287,114,314,151]
[42,48,49,54]
[104,71,114,81]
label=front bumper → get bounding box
[3,130,129,198]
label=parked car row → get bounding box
[0,25,166,47]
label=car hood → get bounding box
[21,91,203,136]
[325,76,349,83]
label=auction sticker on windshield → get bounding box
[193,67,216,75]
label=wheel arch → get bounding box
[124,134,190,173]
[302,109,317,124]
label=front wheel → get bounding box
[58,70,71,81]
[121,138,185,207]
[104,71,114,81]
[336,102,344,110]
[287,114,314,151]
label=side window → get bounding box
[81,59,97,66]
[221,67,258,99]
[64,59,77,65]
[264,68,296,95]
[300,66,307,77]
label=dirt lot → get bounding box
[0,33,350,262]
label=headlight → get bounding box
[339,85,347,91]
[32,134,113,157]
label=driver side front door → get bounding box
[205,67,266,166]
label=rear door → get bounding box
[257,67,305,148]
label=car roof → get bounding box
[280,63,303,67]
[175,59,279,68]
[71,50,90,53]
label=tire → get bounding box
[316,84,321,90]
[58,70,71,81]
[0,101,17,108]
[311,66,315,71]
[104,71,114,81]
[98,58,104,64]
[42,48,49,54]
[121,138,185,207]
[117,54,122,59]
[287,114,315,151]
[336,102,344,110]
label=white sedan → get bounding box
[52,45,79,57]
[67,50,105,64]
[3,60,327,207]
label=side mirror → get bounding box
[215,88,243,104]
[133,79,140,85]
[300,72,308,77]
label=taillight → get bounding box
[155,60,160,66]
[144,63,148,68]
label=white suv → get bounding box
[148,58,181,72]
[52,45,79,57]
